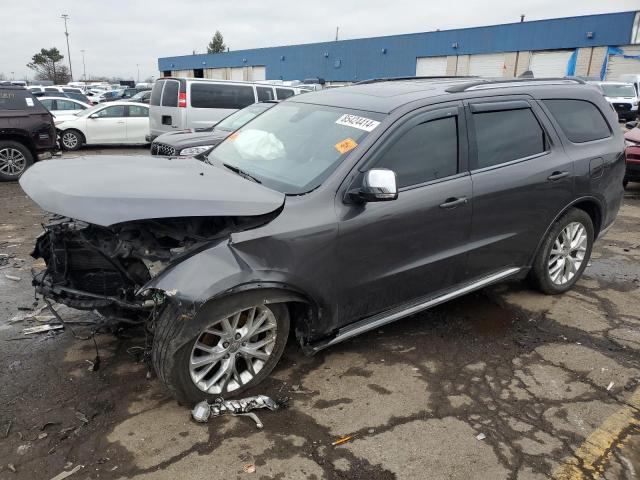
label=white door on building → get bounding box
[606,45,640,81]
[171,70,193,78]
[468,54,506,77]
[204,68,225,80]
[230,67,244,81]
[415,56,447,76]
[529,50,573,78]
[250,66,266,81]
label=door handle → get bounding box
[439,197,468,209]
[117,121,125,124]
[547,171,570,181]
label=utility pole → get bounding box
[61,14,73,80]
[80,49,86,81]
[136,64,140,83]
[335,26,339,41]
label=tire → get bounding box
[60,129,84,151]
[0,140,34,181]
[530,208,594,295]
[623,180,629,189]
[152,293,290,405]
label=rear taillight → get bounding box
[178,92,187,108]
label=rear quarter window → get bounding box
[275,88,295,100]
[542,99,611,143]
[0,90,34,110]
[150,81,164,106]
[161,80,179,107]
[191,83,255,109]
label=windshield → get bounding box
[208,102,385,194]
[215,104,272,132]
[601,84,636,98]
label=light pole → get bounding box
[11,72,15,81]
[136,64,139,83]
[61,14,73,80]
[81,49,86,81]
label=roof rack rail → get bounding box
[445,77,586,93]
[356,75,478,85]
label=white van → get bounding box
[620,74,640,98]
[148,78,300,141]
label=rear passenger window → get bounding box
[161,80,179,107]
[543,99,611,143]
[257,86,275,102]
[190,84,255,109]
[150,81,163,106]
[275,88,295,100]
[472,108,546,169]
[376,116,458,188]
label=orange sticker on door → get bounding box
[334,138,358,154]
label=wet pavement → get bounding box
[0,149,639,479]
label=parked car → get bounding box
[38,96,91,117]
[32,90,93,105]
[20,77,624,403]
[56,101,149,150]
[148,77,300,141]
[0,86,57,181]
[124,90,151,104]
[590,81,638,121]
[87,90,122,104]
[624,120,640,188]
[150,101,277,156]
[620,74,640,98]
[120,88,141,99]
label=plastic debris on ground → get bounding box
[332,435,353,446]
[23,324,64,335]
[476,433,486,441]
[607,381,615,391]
[191,395,288,429]
[4,274,21,282]
[50,465,83,480]
[243,464,256,473]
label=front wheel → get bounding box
[152,295,290,405]
[0,141,33,181]
[60,129,84,151]
[530,208,594,295]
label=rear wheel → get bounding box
[530,208,594,294]
[60,129,84,151]
[0,141,33,181]
[152,294,290,405]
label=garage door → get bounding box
[606,45,640,81]
[468,54,506,77]
[171,69,193,78]
[204,68,225,80]
[230,67,244,81]
[416,56,447,76]
[250,66,266,81]
[529,51,573,78]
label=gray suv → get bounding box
[20,77,624,404]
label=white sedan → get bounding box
[38,96,91,117]
[57,101,150,151]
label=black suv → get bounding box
[20,77,624,404]
[0,86,57,181]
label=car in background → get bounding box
[38,96,91,118]
[121,88,141,99]
[0,85,57,181]
[87,90,122,104]
[32,90,93,105]
[624,120,640,188]
[148,77,300,141]
[150,101,277,156]
[56,101,149,150]
[124,90,151,104]
[590,81,638,121]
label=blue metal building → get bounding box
[158,11,640,81]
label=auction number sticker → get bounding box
[335,114,380,132]
[25,98,34,107]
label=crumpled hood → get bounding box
[625,127,640,143]
[155,129,229,150]
[20,155,285,227]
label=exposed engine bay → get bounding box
[31,213,277,319]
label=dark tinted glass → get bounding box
[257,86,275,102]
[39,98,55,109]
[161,80,179,107]
[376,116,458,187]
[275,88,295,100]
[45,87,58,92]
[543,99,611,143]
[0,90,31,110]
[65,93,90,103]
[190,83,255,109]
[473,108,546,169]
[128,105,148,117]
[56,99,78,110]
[95,105,125,118]
[150,81,163,106]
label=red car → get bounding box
[624,122,640,188]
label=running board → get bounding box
[308,267,521,354]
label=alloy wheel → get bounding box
[189,305,278,394]
[548,222,588,285]
[0,148,27,176]
[62,132,78,149]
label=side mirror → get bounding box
[89,113,99,119]
[625,121,638,129]
[349,168,398,203]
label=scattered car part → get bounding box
[191,395,286,428]
[23,324,63,335]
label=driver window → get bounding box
[95,105,125,118]
[375,116,458,188]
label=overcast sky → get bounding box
[1,0,637,82]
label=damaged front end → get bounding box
[31,214,275,321]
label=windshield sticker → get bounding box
[335,114,380,132]
[334,138,358,154]
[25,98,34,107]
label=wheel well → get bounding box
[572,200,602,237]
[0,134,36,158]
